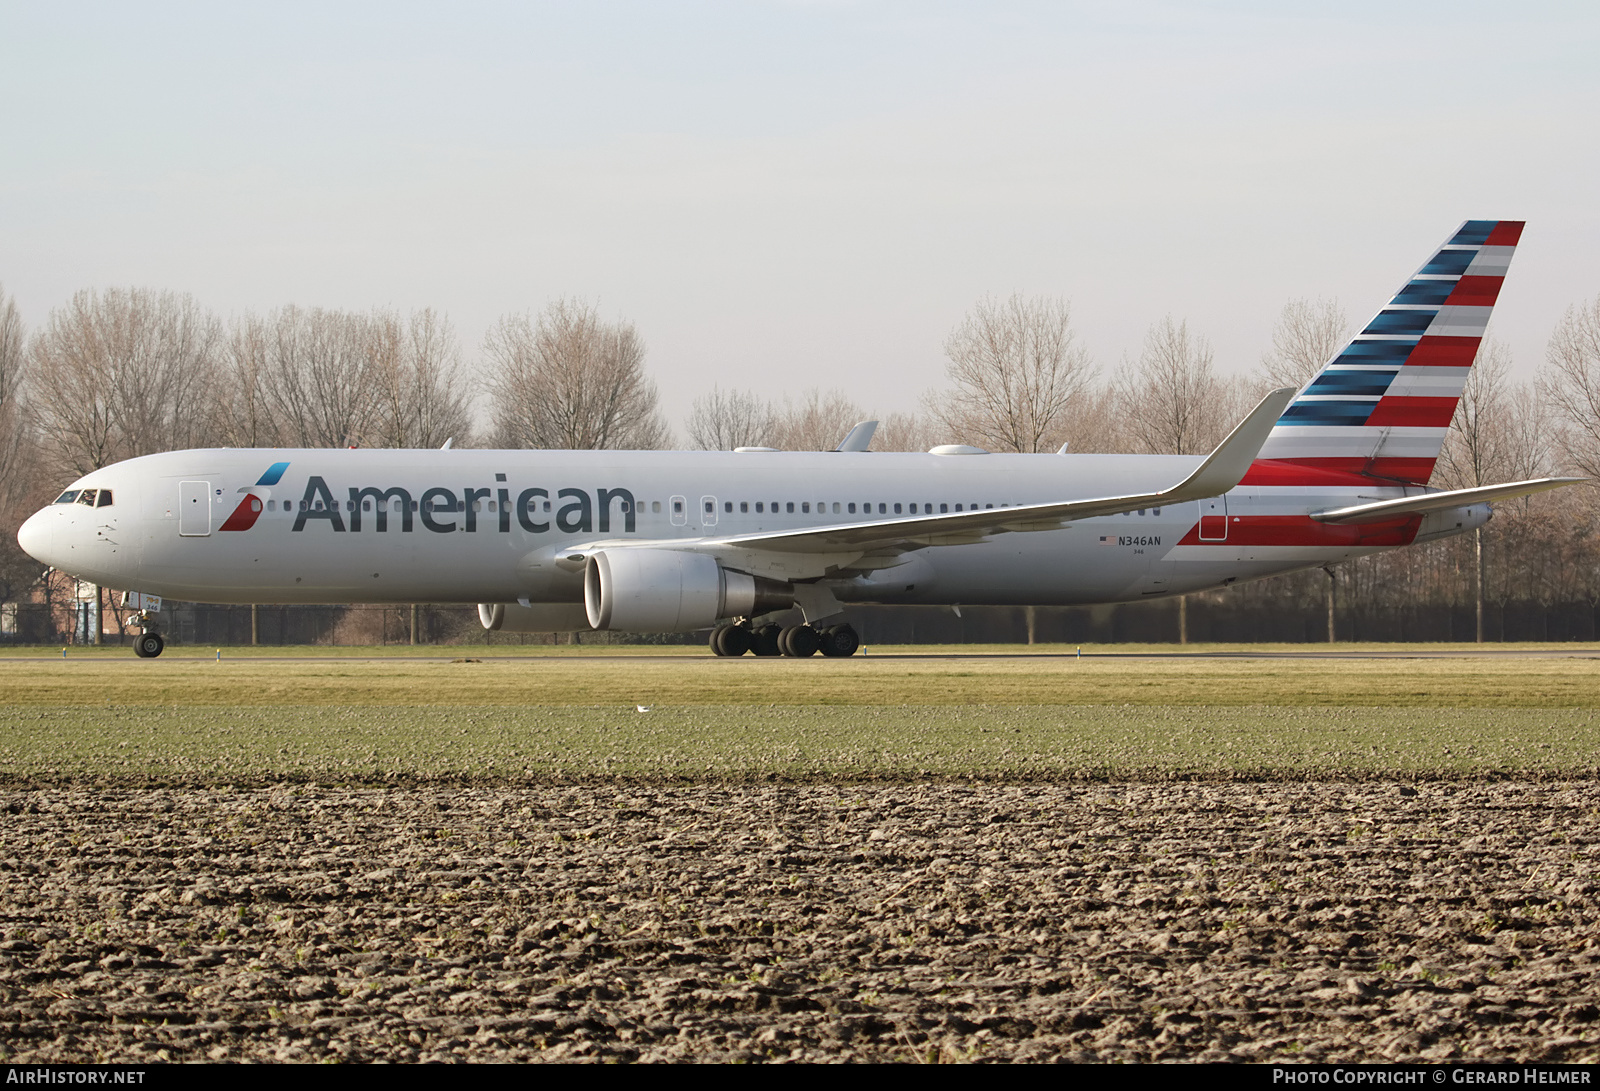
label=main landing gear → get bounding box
[709,621,860,658]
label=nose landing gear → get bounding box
[134,631,165,658]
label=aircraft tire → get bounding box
[783,624,820,658]
[721,625,752,656]
[750,624,783,657]
[135,633,165,659]
[819,624,859,657]
[709,628,728,656]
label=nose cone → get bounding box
[17,508,58,567]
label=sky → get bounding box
[3,1,1597,436]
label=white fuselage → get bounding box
[17,447,1487,616]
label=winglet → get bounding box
[835,421,879,452]
[1165,387,1296,501]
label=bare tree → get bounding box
[267,307,385,449]
[1438,339,1550,640]
[1438,339,1523,491]
[215,312,283,449]
[370,309,473,448]
[29,288,221,477]
[485,300,668,450]
[929,295,1096,453]
[769,388,864,451]
[1115,316,1242,455]
[0,286,30,513]
[686,386,774,450]
[875,410,937,452]
[1258,297,1348,392]
[1543,297,1600,479]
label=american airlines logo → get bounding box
[286,475,639,535]
[217,461,290,533]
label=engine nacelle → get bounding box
[584,549,793,632]
[477,602,593,633]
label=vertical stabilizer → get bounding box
[1253,220,1523,485]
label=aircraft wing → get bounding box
[1310,477,1587,525]
[693,387,1295,561]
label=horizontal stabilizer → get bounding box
[1310,477,1586,525]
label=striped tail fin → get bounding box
[1252,220,1523,486]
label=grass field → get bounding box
[1,643,1598,706]
[2,644,1597,780]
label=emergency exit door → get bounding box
[1198,495,1228,541]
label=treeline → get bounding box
[3,283,1600,641]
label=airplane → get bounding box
[16,220,1583,658]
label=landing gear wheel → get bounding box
[819,624,860,657]
[781,624,820,658]
[711,625,751,657]
[134,633,165,659]
[750,624,783,657]
[721,625,751,656]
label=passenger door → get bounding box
[179,481,212,537]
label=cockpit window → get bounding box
[96,490,113,507]
[54,491,80,504]
[75,489,98,507]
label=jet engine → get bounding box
[584,549,793,632]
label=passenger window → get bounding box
[786,502,795,514]
[724,501,732,513]
[893,503,902,514]
[1153,507,1162,515]
[740,501,749,513]
[756,502,764,513]
[651,501,661,513]
[802,502,810,513]
[847,503,856,514]
[878,503,886,514]
[673,499,683,513]
[940,503,948,513]
[832,502,840,514]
